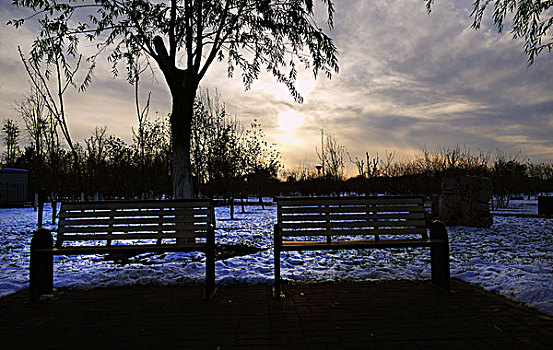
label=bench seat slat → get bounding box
[33,243,209,256]
[280,238,445,250]
[280,227,427,236]
[59,232,205,242]
[280,220,425,230]
[279,212,426,221]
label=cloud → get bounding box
[1,1,551,172]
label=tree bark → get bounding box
[170,85,196,199]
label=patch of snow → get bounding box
[0,199,551,316]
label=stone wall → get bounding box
[439,176,493,227]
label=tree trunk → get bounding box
[169,78,198,199]
[153,35,199,199]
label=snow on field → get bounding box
[0,199,551,316]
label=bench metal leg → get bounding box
[430,220,450,291]
[273,224,282,298]
[204,226,216,300]
[30,228,54,301]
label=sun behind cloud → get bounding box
[278,110,302,132]
[277,110,304,145]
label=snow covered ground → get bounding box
[0,198,551,316]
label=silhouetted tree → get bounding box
[17,86,47,161]
[130,62,152,195]
[317,131,347,181]
[17,43,83,188]
[492,151,528,207]
[2,119,20,166]
[241,121,278,177]
[11,0,339,198]
[84,126,109,188]
[242,120,281,203]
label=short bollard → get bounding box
[430,220,450,291]
[30,228,53,301]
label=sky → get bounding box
[1,1,552,175]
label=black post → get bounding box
[204,204,216,299]
[430,220,450,291]
[30,228,54,301]
[51,195,57,226]
[273,223,282,298]
[37,190,45,228]
[259,191,264,210]
[538,196,553,216]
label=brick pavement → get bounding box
[1,279,552,349]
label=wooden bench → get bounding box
[273,196,450,297]
[30,199,216,300]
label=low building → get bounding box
[0,168,29,207]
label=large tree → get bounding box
[425,0,553,64]
[10,0,339,198]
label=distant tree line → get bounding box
[282,141,553,199]
[3,94,552,201]
[1,90,280,200]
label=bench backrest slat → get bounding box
[280,227,427,237]
[276,196,427,239]
[277,197,423,206]
[59,208,209,219]
[59,232,206,242]
[60,200,211,210]
[58,223,209,234]
[57,199,213,247]
[58,216,208,226]
[281,220,426,230]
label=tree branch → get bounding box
[185,0,194,69]
[129,1,158,60]
[169,0,177,64]
[193,0,204,72]
[198,0,238,80]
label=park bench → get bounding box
[30,199,216,300]
[273,196,450,297]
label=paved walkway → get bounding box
[1,279,552,349]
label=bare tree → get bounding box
[317,132,347,181]
[18,45,82,182]
[381,150,396,177]
[85,126,109,171]
[350,151,379,178]
[17,85,47,160]
[350,154,366,178]
[130,63,152,195]
[2,119,20,166]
